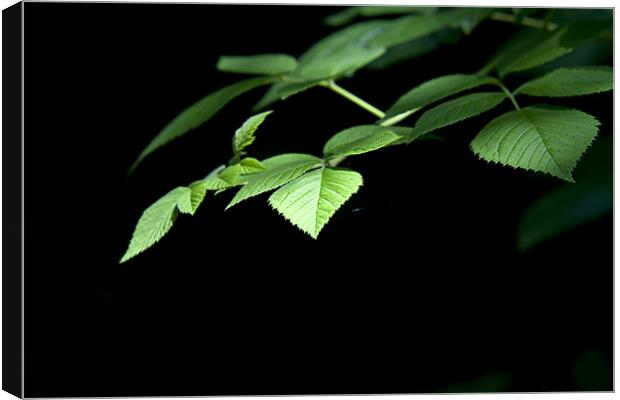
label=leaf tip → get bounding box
[127,159,140,176]
[119,252,132,264]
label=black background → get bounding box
[24,3,612,397]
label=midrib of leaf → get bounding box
[313,169,332,234]
[517,110,567,178]
[268,168,362,238]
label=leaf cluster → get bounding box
[121,6,612,262]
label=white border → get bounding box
[0,1,615,400]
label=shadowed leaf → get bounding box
[131,76,274,172]
[217,54,297,75]
[515,66,612,97]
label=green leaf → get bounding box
[367,28,462,70]
[383,126,434,145]
[187,180,211,214]
[299,10,485,81]
[517,176,611,250]
[255,12,475,108]
[366,34,442,70]
[440,7,495,35]
[336,9,482,49]
[226,153,322,209]
[323,7,359,27]
[260,153,320,169]
[323,125,402,158]
[253,79,322,111]
[559,19,612,48]
[515,66,613,97]
[479,28,549,75]
[254,22,391,107]
[553,9,612,24]
[200,164,233,191]
[405,92,506,142]
[216,54,298,75]
[268,167,363,239]
[120,187,192,263]
[121,169,229,262]
[471,106,600,182]
[497,28,573,76]
[483,21,611,77]
[253,84,281,111]
[175,189,195,215]
[323,6,435,27]
[218,157,267,185]
[268,11,457,84]
[232,111,273,157]
[239,157,267,172]
[512,8,539,24]
[130,76,274,171]
[384,74,495,121]
[290,21,387,81]
[517,136,612,251]
[369,14,449,48]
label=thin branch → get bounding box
[320,80,386,119]
[490,12,559,31]
[494,80,521,111]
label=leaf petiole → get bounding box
[320,80,386,119]
[493,80,521,110]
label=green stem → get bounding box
[327,156,346,168]
[320,80,386,119]
[490,11,559,31]
[494,80,520,110]
[379,109,417,127]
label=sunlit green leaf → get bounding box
[200,164,233,191]
[323,125,401,158]
[121,187,192,263]
[218,157,266,185]
[227,153,322,209]
[232,111,273,158]
[471,106,599,182]
[269,167,363,238]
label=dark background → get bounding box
[24,3,612,397]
